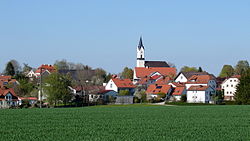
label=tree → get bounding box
[54,59,70,70]
[234,69,250,104]
[235,60,249,75]
[198,67,203,72]
[118,90,130,96]
[23,63,32,73]
[14,78,34,97]
[180,66,198,72]
[4,61,15,76]
[219,65,234,78]
[44,73,72,106]
[180,94,187,102]
[121,67,133,79]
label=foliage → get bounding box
[198,67,203,72]
[219,65,234,78]
[180,94,187,102]
[44,72,72,106]
[180,66,198,72]
[0,106,250,140]
[22,63,32,73]
[235,69,250,104]
[234,60,249,75]
[14,78,34,97]
[4,61,15,76]
[121,67,133,79]
[118,90,130,96]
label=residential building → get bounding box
[0,88,19,108]
[187,85,215,103]
[105,78,136,94]
[221,75,240,101]
[146,84,173,100]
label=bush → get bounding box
[180,95,187,102]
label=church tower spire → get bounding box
[136,36,145,67]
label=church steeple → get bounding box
[136,36,145,67]
[138,36,144,50]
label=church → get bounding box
[133,37,177,85]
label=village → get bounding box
[0,37,248,108]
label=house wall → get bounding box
[105,79,118,92]
[175,73,188,83]
[221,78,239,101]
[187,91,206,103]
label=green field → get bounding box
[0,105,250,141]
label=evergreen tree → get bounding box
[198,67,203,72]
[5,62,15,76]
[235,69,250,104]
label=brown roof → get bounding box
[112,78,136,88]
[187,85,210,91]
[146,84,172,94]
[0,88,17,97]
[187,75,214,84]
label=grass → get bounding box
[0,105,250,140]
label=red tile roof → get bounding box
[134,67,176,78]
[231,75,241,79]
[187,75,214,84]
[146,84,172,94]
[187,85,210,91]
[0,76,12,80]
[35,64,56,73]
[170,82,186,87]
[172,87,185,96]
[112,78,136,88]
[0,88,17,97]
[19,97,38,100]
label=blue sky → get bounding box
[0,0,249,75]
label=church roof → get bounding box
[138,37,144,50]
[145,61,169,68]
[134,67,176,78]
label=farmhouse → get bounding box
[221,75,240,101]
[27,64,56,78]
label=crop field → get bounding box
[0,105,250,141]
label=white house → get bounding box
[221,75,240,101]
[0,88,19,108]
[187,85,215,103]
[105,78,136,94]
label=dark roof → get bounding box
[181,71,209,79]
[145,61,170,68]
[138,37,144,50]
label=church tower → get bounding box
[136,37,145,67]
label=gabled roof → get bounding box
[187,75,214,84]
[35,64,56,74]
[187,85,210,91]
[146,84,172,94]
[145,61,170,68]
[172,87,185,96]
[112,78,136,88]
[135,67,176,78]
[0,88,17,97]
[175,71,210,80]
[231,75,241,79]
[169,82,186,87]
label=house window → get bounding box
[230,80,232,82]
[234,80,236,82]
[226,85,229,87]
[227,92,229,94]
[231,85,233,87]
[110,83,112,88]
[230,92,232,94]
